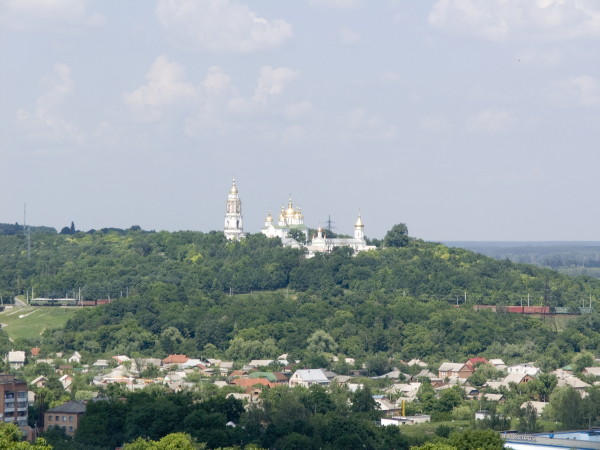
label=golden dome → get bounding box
[265,210,272,222]
[355,213,364,228]
[229,178,238,195]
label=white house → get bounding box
[289,369,330,388]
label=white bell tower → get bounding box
[224,178,245,240]
[354,213,364,240]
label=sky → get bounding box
[1,0,600,241]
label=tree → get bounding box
[383,223,410,248]
[547,386,583,429]
[123,432,205,449]
[448,429,504,450]
[287,229,307,245]
[517,402,539,432]
[0,423,51,449]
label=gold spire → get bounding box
[229,177,238,195]
[355,213,364,228]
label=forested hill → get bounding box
[2,225,600,365]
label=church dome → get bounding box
[229,178,238,195]
[355,213,364,228]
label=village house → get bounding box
[67,352,82,364]
[507,363,540,376]
[6,351,26,369]
[289,369,330,388]
[438,362,472,379]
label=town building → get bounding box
[305,214,375,257]
[0,374,28,427]
[223,178,245,240]
[44,401,86,437]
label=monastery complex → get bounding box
[223,179,375,256]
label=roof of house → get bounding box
[232,378,274,389]
[249,359,274,367]
[466,358,489,366]
[7,351,26,362]
[407,359,427,367]
[482,393,504,402]
[557,376,590,389]
[503,373,532,385]
[30,348,41,357]
[46,400,86,414]
[292,369,329,383]
[162,354,188,364]
[248,372,277,382]
[584,367,600,376]
[438,362,468,372]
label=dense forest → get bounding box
[448,241,600,278]
[1,223,600,368]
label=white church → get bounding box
[223,179,375,256]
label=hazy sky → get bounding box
[2,0,600,240]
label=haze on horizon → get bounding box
[2,0,599,241]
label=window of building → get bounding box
[69,416,73,422]
[17,392,26,398]
[68,426,73,432]
[48,416,53,421]
[55,415,59,421]
[62,416,66,422]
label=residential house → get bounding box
[583,367,600,377]
[289,369,330,388]
[501,372,535,387]
[6,351,26,369]
[507,363,540,376]
[374,396,402,417]
[407,359,428,368]
[381,415,430,426]
[489,359,507,371]
[248,359,274,369]
[30,376,48,389]
[59,374,73,391]
[438,362,472,379]
[112,355,130,364]
[162,354,188,367]
[92,359,109,370]
[520,401,548,417]
[232,378,275,391]
[480,393,505,403]
[0,374,28,426]
[465,358,489,370]
[30,348,41,358]
[67,352,82,364]
[44,401,86,437]
[385,382,422,401]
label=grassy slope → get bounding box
[0,306,78,341]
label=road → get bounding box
[13,296,27,307]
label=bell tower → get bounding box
[354,213,364,240]
[224,178,245,240]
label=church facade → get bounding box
[223,179,374,255]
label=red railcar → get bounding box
[523,306,550,314]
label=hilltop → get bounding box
[0,224,599,369]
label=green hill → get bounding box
[0,225,598,370]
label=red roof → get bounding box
[232,378,275,389]
[162,354,188,364]
[31,347,41,357]
[466,358,489,367]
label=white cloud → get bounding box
[155,0,293,53]
[284,101,312,120]
[342,108,397,140]
[380,71,401,83]
[252,66,299,103]
[516,48,563,67]
[0,0,104,32]
[16,63,84,143]
[556,75,600,106]
[428,0,600,41]
[124,55,197,121]
[339,27,361,44]
[419,114,451,134]
[186,65,299,137]
[466,108,515,133]
[309,0,362,9]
